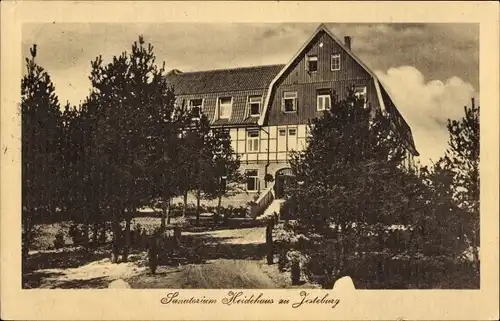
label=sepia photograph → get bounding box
[20,22,481,290]
[1,1,499,320]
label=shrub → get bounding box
[68,223,86,245]
[53,230,65,249]
[264,173,274,183]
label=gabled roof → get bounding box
[165,24,418,156]
[258,23,419,156]
[259,24,387,125]
[165,64,284,95]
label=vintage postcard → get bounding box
[1,1,499,320]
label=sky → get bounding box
[21,23,479,165]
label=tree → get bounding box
[439,99,480,270]
[201,126,243,225]
[21,45,63,266]
[181,114,215,223]
[287,89,416,287]
[417,160,470,259]
[88,36,179,262]
[175,123,204,218]
[78,93,108,245]
[60,101,92,246]
[147,95,185,230]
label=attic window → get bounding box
[248,95,262,116]
[218,97,232,119]
[331,54,341,71]
[282,91,297,113]
[307,55,318,72]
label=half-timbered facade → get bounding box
[166,24,419,211]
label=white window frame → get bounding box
[354,86,367,108]
[218,96,233,119]
[288,127,297,136]
[331,54,341,71]
[188,98,203,118]
[306,55,318,72]
[278,128,287,136]
[316,92,331,111]
[282,91,298,113]
[246,129,260,152]
[247,95,262,116]
[246,169,260,192]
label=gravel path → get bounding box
[128,259,279,289]
[128,226,283,289]
[26,225,316,289]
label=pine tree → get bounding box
[202,126,243,225]
[88,36,178,262]
[147,90,185,230]
[288,89,414,287]
[21,45,63,265]
[440,98,480,270]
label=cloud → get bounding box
[326,23,479,90]
[21,23,479,153]
[375,66,477,165]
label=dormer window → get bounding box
[282,91,297,113]
[188,99,203,118]
[306,55,318,72]
[218,97,232,119]
[331,54,341,71]
[248,95,262,116]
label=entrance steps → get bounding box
[256,199,285,221]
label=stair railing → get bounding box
[249,180,275,219]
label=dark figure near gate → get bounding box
[148,231,160,274]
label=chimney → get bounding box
[344,36,352,50]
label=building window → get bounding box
[354,86,367,108]
[316,89,332,111]
[331,54,341,71]
[246,169,259,192]
[288,128,297,136]
[248,95,262,116]
[278,128,286,136]
[218,97,232,119]
[306,55,318,72]
[247,129,259,152]
[188,99,203,118]
[282,91,297,113]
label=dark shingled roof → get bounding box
[379,84,419,156]
[165,64,285,95]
